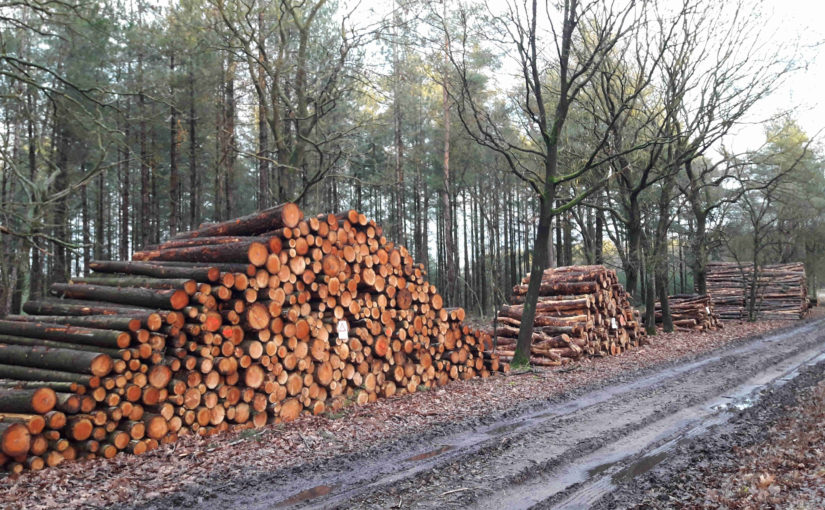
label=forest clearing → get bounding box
[2,0,825,508]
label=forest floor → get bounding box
[2,311,824,509]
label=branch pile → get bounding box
[706,261,809,320]
[654,294,721,331]
[0,204,501,473]
[493,265,645,366]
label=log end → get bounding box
[146,415,168,440]
[91,354,114,377]
[170,290,189,310]
[0,423,30,457]
[32,387,57,414]
[278,398,302,422]
[247,242,269,267]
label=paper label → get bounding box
[705,306,710,314]
[337,320,349,340]
[611,318,617,330]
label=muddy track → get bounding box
[132,317,825,510]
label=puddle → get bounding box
[611,451,670,484]
[405,445,454,461]
[713,396,756,412]
[273,485,336,507]
[587,460,618,477]
[489,423,522,435]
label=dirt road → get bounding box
[134,317,825,510]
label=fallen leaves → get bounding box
[0,314,812,509]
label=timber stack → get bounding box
[0,203,501,473]
[706,261,809,320]
[653,294,721,331]
[493,265,645,366]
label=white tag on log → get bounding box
[337,320,349,340]
[706,306,710,314]
[611,317,617,330]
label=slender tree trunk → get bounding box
[513,194,554,365]
[392,2,405,245]
[169,52,180,237]
[595,210,604,264]
[257,10,270,210]
[95,172,105,260]
[692,209,708,294]
[442,27,456,304]
[52,120,69,284]
[139,58,150,249]
[81,165,90,277]
[644,245,657,335]
[27,87,41,298]
[226,62,236,218]
[626,199,642,300]
[563,212,573,265]
[120,95,131,261]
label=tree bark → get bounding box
[0,320,130,350]
[0,343,112,377]
[169,52,180,237]
[188,61,199,230]
[49,283,189,311]
[89,260,219,282]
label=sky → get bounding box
[729,0,825,151]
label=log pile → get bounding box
[0,204,501,473]
[654,294,721,331]
[493,265,645,366]
[706,261,809,320]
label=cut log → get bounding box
[0,320,130,349]
[4,314,145,332]
[72,276,198,293]
[23,299,155,317]
[90,260,220,282]
[0,422,30,457]
[171,203,302,239]
[50,283,189,311]
[0,364,95,386]
[0,387,56,414]
[132,240,269,267]
[0,344,113,377]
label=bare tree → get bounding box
[446,0,664,366]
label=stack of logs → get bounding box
[0,204,501,473]
[706,261,809,320]
[494,265,645,366]
[654,294,721,331]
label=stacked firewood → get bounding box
[654,294,721,331]
[0,204,501,473]
[493,265,645,366]
[706,261,809,320]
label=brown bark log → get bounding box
[0,320,131,349]
[172,203,302,239]
[0,344,113,377]
[50,283,189,311]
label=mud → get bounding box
[130,316,825,510]
[593,343,825,509]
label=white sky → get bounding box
[728,0,825,151]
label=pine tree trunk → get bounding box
[119,92,131,262]
[441,30,455,304]
[169,52,180,237]
[139,58,150,249]
[95,173,105,261]
[188,62,199,230]
[81,170,90,277]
